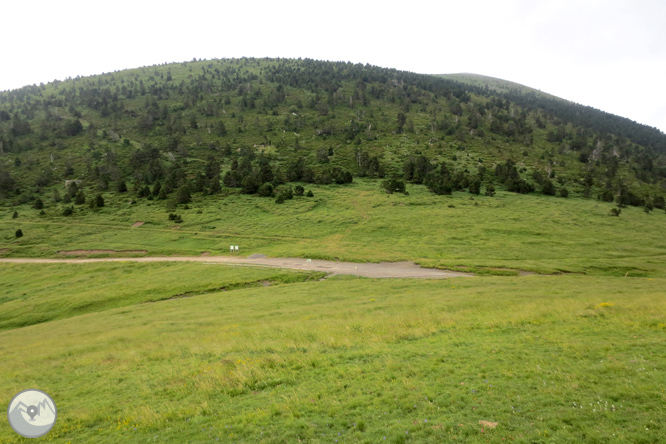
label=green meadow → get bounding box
[3,179,666,276]
[1,181,666,443]
[0,264,664,443]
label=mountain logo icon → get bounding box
[7,389,57,438]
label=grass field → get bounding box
[2,181,666,443]
[2,179,666,276]
[0,264,664,443]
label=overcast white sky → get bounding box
[3,0,665,132]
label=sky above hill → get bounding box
[3,0,665,133]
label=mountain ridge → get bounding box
[0,57,665,213]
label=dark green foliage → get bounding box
[599,188,615,202]
[404,155,434,184]
[485,184,496,197]
[207,175,221,195]
[424,163,455,195]
[116,181,128,193]
[214,120,227,137]
[0,170,17,195]
[175,185,191,204]
[654,196,665,210]
[541,179,556,196]
[306,190,314,197]
[495,160,535,194]
[95,194,105,208]
[75,191,86,205]
[468,177,481,195]
[168,213,182,223]
[33,198,44,210]
[152,181,162,197]
[2,57,665,213]
[560,187,569,198]
[609,208,621,217]
[12,210,18,219]
[275,193,285,204]
[62,206,74,216]
[294,185,304,196]
[15,229,23,238]
[257,182,274,197]
[381,177,406,194]
[63,119,83,136]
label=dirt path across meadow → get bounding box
[0,256,472,279]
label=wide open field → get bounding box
[2,180,666,276]
[2,182,666,442]
[0,263,665,443]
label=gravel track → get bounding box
[0,256,472,279]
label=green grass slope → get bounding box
[438,74,562,101]
[0,268,664,443]
[0,262,323,331]
[3,179,666,276]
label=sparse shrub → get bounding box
[609,208,621,217]
[381,177,406,194]
[116,181,128,193]
[33,198,44,210]
[75,191,86,205]
[258,183,274,197]
[175,185,191,204]
[294,185,304,196]
[275,193,285,204]
[62,206,74,216]
[15,229,23,238]
[152,181,162,197]
[468,177,481,195]
[93,194,105,208]
[12,210,18,219]
[306,190,314,197]
[560,187,569,198]
[541,179,556,196]
[485,184,495,197]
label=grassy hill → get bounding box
[438,73,561,101]
[1,58,666,443]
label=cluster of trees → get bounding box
[1,57,666,215]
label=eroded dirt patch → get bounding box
[58,249,148,255]
[132,221,145,228]
[0,249,9,255]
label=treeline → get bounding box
[1,57,666,208]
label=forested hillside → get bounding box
[1,57,665,214]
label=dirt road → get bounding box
[0,256,472,279]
